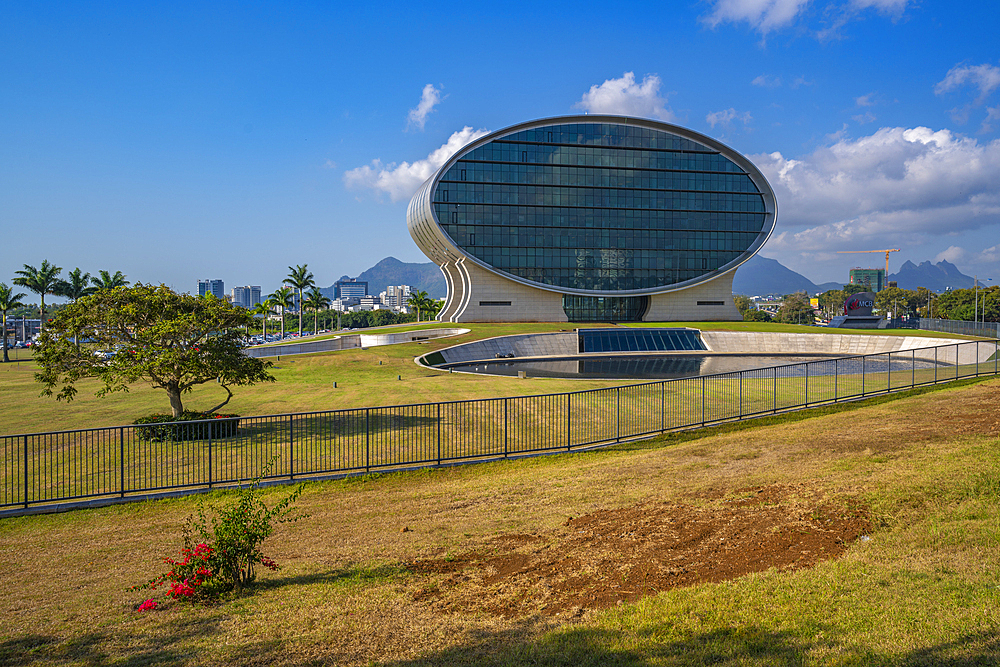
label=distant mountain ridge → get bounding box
[889,259,975,292]
[326,255,974,302]
[320,257,446,299]
[732,256,842,296]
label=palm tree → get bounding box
[285,264,316,337]
[252,302,271,338]
[0,283,27,362]
[268,287,295,340]
[54,268,97,302]
[408,289,430,322]
[304,288,331,335]
[91,270,129,291]
[13,260,62,332]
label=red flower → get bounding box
[137,599,158,612]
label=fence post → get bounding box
[119,427,125,498]
[772,367,777,414]
[365,409,370,473]
[955,344,959,380]
[887,351,891,392]
[661,381,665,432]
[566,393,571,451]
[739,372,743,419]
[702,375,707,425]
[504,398,508,458]
[437,403,441,466]
[288,415,294,479]
[804,363,809,407]
[616,386,621,442]
[23,435,28,509]
[207,423,213,488]
[862,356,866,397]
[912,349,915,388]
[834,358,838,402]
[934,347,938,383]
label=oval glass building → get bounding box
[407,115,776,322]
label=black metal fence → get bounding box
[3,339,998,514]
[916,318,1000,339]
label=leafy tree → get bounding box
[304,288,331,334]
[743,309,772,322]
[13,260,62,332]
[775,291,815,325]
[54,267,97,302]
[34,284,275,418]
[732,294,755,319]
[0,283,27,363]
[267,287,295,339]
[91,270,130,291]
[285,265,315,337]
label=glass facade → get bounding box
[431,122,767,292]
[562,295,649,322]
[578,328,706,353]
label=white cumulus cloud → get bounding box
[935,246,966,264]
[935,63,1000,102]
[702,0,810,34]
[574,72,675,121]
[407,84,444,131]
[704,0,911,37]
[753,126,1000,253]
[706,108,752,128]
[343,126,489,202]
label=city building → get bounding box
[849,268,886,292]
[380,284,412,311]
[197,279,225,299]
[231,285,262,309]
[407,115,776,322]
[334,279,368,301]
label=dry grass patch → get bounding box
[1,378,999,665]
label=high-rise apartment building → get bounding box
[848,268,885,292]
[231,285,262,309]
[380,285,412,310]
[198,279,225,299]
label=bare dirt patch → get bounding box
[409,483,870,618]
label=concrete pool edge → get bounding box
[416,329,989,374]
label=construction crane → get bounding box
[836,249,900,276]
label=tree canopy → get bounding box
[34,284,274,418]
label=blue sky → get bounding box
[2,0,999,298]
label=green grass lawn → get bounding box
[0,321,982,436]
[1,377,998,665]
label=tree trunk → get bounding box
[1,313,7,363]
[167,384,184,418]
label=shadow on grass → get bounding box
[253,562,407,593]
[4,617,997,666]
[377,624,1000,667]
[0,615,222,667]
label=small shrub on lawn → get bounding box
[132,412,240,442]
[131,458,306,608]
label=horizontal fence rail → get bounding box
[3,339,998,514]
[915,318,1000,339]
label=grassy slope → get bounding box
[0,322,978,436]
[1,377,998,665]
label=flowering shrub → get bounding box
[131,457,306,608]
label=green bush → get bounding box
[132,412,240,442]
[131,457,307,607]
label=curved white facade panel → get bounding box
[407,115,776,322]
